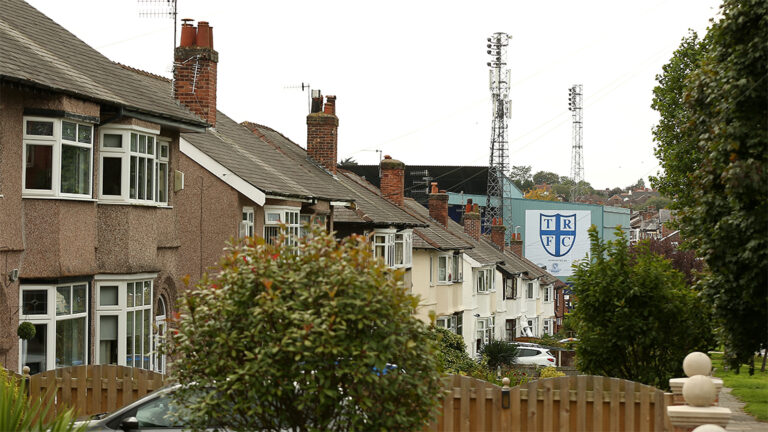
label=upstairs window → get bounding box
[394,232,412,268]
[23,117,93,198]
[264,206,300,246]
[543,284,554,303]
[437,253,462,283]
[373,231,395,268]
[526,282,535,299]
[475,267,494,293]
[372,229,413,269]
[100,127,167,205]
[504,277,518,300]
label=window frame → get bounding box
[526,281,535,299]
[504,277,518,300]
[240,207,255,238]
[264,205,300,246]
[99,125,166,205]
[475,267,494,293]
[18,283,89,373]
[22,116,94,199]
[543,284,554,303]
[94,275,156,371]
[543,318,552,336]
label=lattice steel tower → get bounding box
[568,84,584,186]
[484,32,512,233]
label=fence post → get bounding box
[667,352,731,431]
[501,377,510,409]
[22,365,30,397]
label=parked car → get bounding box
[513,345,557,367]
[76,384,222,431]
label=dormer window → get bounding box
[23,117,93,199]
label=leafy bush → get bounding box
[168,227,443,431]
[480,340,518,370]
[433,327,479,374]
[539,366,565,378]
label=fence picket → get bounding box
[576,375,587,431]
[639,384,650,432]
[624,380,635,431]
[543,378,554,432]
[75,364,87,418]
[475,377,486,431]
[609,378,620,431]
[559,375,570,432]
[592,375,603,431]
[526,380,537,432]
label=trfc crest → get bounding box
[539,213,576,257]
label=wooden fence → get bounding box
[19,365,165,421]
[424,374,673,432]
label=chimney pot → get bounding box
[174,18,218,126]
[323,95,336,114]
[430,182,438,194]
[196,21,212,48]
[179,19,196,47]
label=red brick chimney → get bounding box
[380,155,405,206]
[490,217,506,252]
[174,19,218,127]
[306,92,339,174]
[463,200,481,241]
[508,232,523,257]
[428,182,449,226]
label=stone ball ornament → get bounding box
[692,425,726,432]
[683,375,717,407]
[683,351,712,377]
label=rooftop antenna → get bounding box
[484,32,512,234]
[568,84,584,200]
[283,82,313,113]
[137,0,178,55]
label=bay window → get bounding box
[264,206,300,245]
[100,126,168,205]
[543,284,554,303]
[19,283,88,374]
[23,117,93,198]
[94,276,155,371]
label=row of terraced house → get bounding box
[0,0,564,375]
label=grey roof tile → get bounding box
[0,0,205,127]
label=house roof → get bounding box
[0,0,206,129]
[331,171,427,228]
[181,117,356,202]
[401,198,473,251]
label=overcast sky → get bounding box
[27,0,721,190]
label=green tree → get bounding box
[651,0,768,365]
[509,165,534,191]
[168,228,443,431]
[338,157,358,167]
[532,171,560,185]
[571,226,712,389]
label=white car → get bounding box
[513,345,557,367]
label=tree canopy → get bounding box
[509,165,534,191]
[168,228,442,431]
[571,227,712,389]
[650,0,767,365]
[532,170,560,185]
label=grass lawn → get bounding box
[710,351,768,422]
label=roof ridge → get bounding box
[114,62,171,82]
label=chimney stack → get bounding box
[306,91,339,174]
[174,19,218,127]
[509,232,523,256]
[463,200,481,241]
[428,182,449,226]
[490,217,507,252]
[380,155,405,206]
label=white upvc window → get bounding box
[153,296,167,374]
[240,207,255,238]
[526,281,535,299]
[436,315,456,332]
[19,283,89,374]
[543,284,554,303]
[264,206,300,246]
[99,125,167,205]
[476,316,495,350]
[543,318,552,336]
[525,318,538,337]
[394,231,413,268]
[475,267,494,293]
[429,256,434,283]
[299,214,327,237]
[94,276,155,371]
[23,117,93,199]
